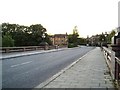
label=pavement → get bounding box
[35,47,115,88]
[1,48,67,60]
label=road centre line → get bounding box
[10,61,33,68]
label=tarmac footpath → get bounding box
[36,47,115,89]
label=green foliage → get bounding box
[2,23,52,46]
[99,33,106,42]
[68,43,77,48]
[68,34,73,43]
[44,33,52,45]
[77,38,87,45]
[68,26,79,48]
[73,26,79,36]
[68,43,74,48]
[89,30,116,47]
[107,30,116,43]
[2,34,14,47]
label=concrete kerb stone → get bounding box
[1,48,67,60]
[34,48,95,89]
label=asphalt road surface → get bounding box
[2,46,94,88]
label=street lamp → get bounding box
[42,33,45,42]
[40,33,46,49]
[101,38,104,47]
[41,33,49,50]
[102,38,104,41]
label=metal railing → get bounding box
[103,47,120,86]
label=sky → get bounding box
[0,0,119,38]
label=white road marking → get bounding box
[10,61,32,68]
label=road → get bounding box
[2,46,94,88]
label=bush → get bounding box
[68,43,78,48]
[68,43,74,48]
[2,34,14,47]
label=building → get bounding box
[89,32,109,46]
[50,33,68,46]
[89,35,101,46]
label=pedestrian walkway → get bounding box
[36,47,115,88]
[1,48,67,60]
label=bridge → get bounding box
[1,46,120,89]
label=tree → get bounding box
[44,33,52,45]
[73,26,79,44]
[68,26,79,48]
[2,23,51,46]
[29,24,47,45]
[107,30,116,43]
[99,32,106,42]
[2,34,14,47]
[77,38,87,45]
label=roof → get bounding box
[50,34,68,38]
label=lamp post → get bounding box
[40,33,47,50]
[42,33,46,50]
[105,34,108,47]
[102,38,104,46]
[42,33,45,42]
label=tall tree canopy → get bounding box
[2,23,51,46]
[107,30,116,43]
[68,26,79,47]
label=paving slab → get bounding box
[36,47,115,88]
